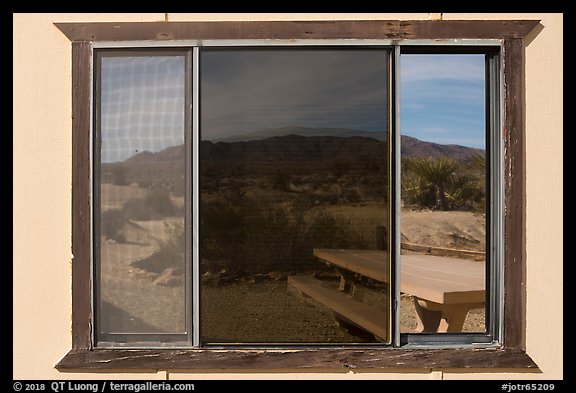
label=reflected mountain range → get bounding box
[116,126,485,164]
[101,126,484,194]
[211,126,388,143]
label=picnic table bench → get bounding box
[288,248,485,340]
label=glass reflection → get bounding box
[200,50,391,344]
[97,54,187,337]
[400,54,487,333]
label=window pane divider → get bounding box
[192,46,201,347]
[392,45,402,348]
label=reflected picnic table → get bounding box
[288,248,485,338]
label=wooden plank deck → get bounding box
[288,275,388,342]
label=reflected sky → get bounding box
[100,56,185,163]
[201,50,389,141]
[99,52,486,163]
[401,54,486,149]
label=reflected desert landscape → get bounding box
[96,50,487,344]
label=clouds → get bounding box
[100,56,186,163]
[401,54,485,83]
[201,50,389,140]
[400,54,486,149]
[98,51,486,163]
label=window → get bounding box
[199,48,391,345]
[56,20,539,369]
[95,51,190,345]
[399,52,491,340]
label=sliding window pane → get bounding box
[200,49,391,344]
[96,53,188,340]
[400,54,487,334]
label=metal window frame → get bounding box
[90,40,502,349]
[195,45,394,348]
[92,48,194,348]
[397,45,503,347]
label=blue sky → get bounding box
[400,54,486,149]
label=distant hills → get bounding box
[208,126,483,162]
[116,126,484,166]
[213,126,388,143]
[201,134,384,163]
[103,127,484,193]
[400,134,484,161]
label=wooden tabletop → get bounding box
[313,248,485,305]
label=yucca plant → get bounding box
[401,171,429,208]
[403,157,459,210]
[444,175,484,210]
[469,153,486,172]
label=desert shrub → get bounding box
[241,204,366,272]
[270,170,291,191]
[136,178,153,189]
[305,211,367,251]
[100,208,127,242]
[321,193,339,205]
[404,157,458,210]
[331,161,351,177]
[240,204,299,271]
[308,175,324,190]
[343,188,362,203]
[200,191,366,275]
[325,174,338,184]
[200,189,248,268]
[290,176,304,186]
[122,188,180,221]
[401,171,430,208]
[469,153,486,171]
[122,198,154,220]
[444,175,485,210]
[132,223,185,273]
[402,157,485,211]
[109,165,130,186]
[145,188,176,216]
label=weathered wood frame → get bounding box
[57,19,539,371]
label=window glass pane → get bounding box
[400,54,487,334]
[96,54,187,338]
[200,49,391,344]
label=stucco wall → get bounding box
[13,13,563,380]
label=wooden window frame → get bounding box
[56,19,539,371]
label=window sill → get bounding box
[56,347,537,371]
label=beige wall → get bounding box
[13,13,563,380]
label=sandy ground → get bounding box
[99,184,186,334]
[98,183,485,341]
[202,279,484,343]
[99,218,187,334]
[401,207,486,252]
[100,183,148,211]
[202,280,370,343]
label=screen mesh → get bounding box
[96,54,187,338]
